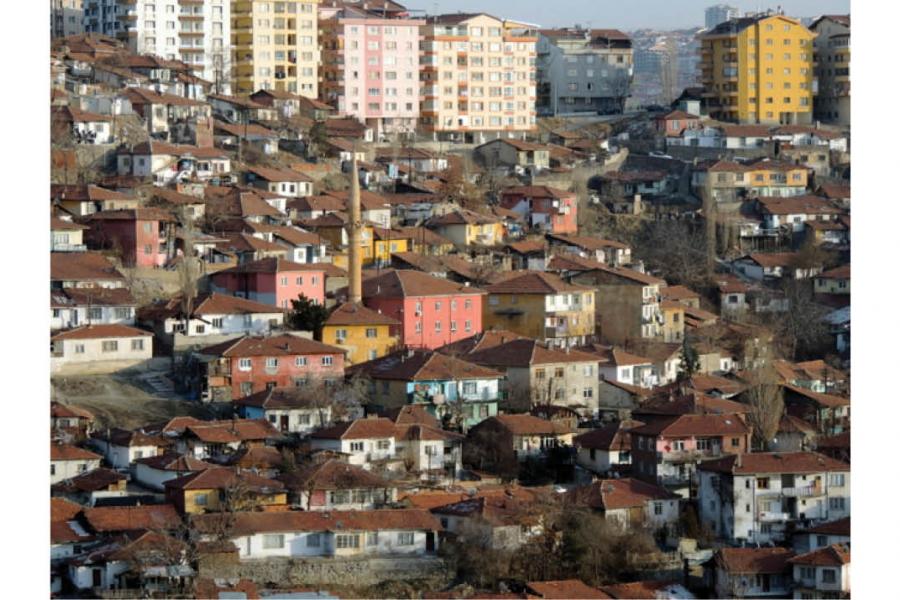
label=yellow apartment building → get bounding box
[700,13,815,125]
[420,13,537,143]
[322,302,400,365]
[232,0,320,97]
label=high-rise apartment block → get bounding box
[810,15,850,125]
[52,0,85,38]
[84,0,231,90]
[699,13,815,125]
[705,4,739,30]
[231,0,319,97]
[535,29,633,116]
[319,2,423,138]
[419,13,537,143]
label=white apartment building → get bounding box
[84,0,231,90]
[698,452,851,545]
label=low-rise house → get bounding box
[425,209,505,248]
[395,423,465,480]
[192,509,442,559]
[208,257,327,309]
[193,334,346,401]
[430,487,548,550]
[268,225,328,264]
[567,478,680,533]
[79,208,176,267]
[756,195,844,233]
[500,186,578,234]
[788,544,851,599]
[246,166,314,198]
[770,415,817,453]
[164,467,287,515]
[52,184,139,217]
[51,467,128,506]
[51,402,95,441]
[51,252,126,289]
[361,270,486,350]
[309,418,399,471]
[175,419,280,460]
[207,94,276,123]
[698,452,851,544]
[732,253,822,281]
[279,459,398,511]
[813,265,850,296]
[116,141,231,184]
[123,87,211,138]
[813,431,850,464]
[321,302,400,365]
[132,453,212,492]
[51,324,153,375]
[713,547,795,599]
[792,517,850,554]
[572,265,666,345]
[546,233,632,267]
[51,216,88,252]
[233,387,332,435]
[691,159,809,204]
[350,349,502,430]
[375,147,449,174]
[466,414,574,466]
[51,105,114,144]
[573,420,642,476]
[214,120,280,154]
[464,338,600,418]
[771,125,848,152]
[51,443,103,485]
[89,428,164,470]
[782,385,850,436]
[597,348,658,389]
[475,138,551,172]
[631,414,751,497]
[596,170,671,199]
[483,272,596,348]
[138,292,285,350]
[51,287,136,331]
[656,110,702,137]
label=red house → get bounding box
[196,333,346,401]
[80,208,176,267]
[209,257,327,309]
[361,270,485,350]
[655,110,701,136]
[500,186,578,234]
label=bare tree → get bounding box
[742,362,785,450]
[177,206,201,334]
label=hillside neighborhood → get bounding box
[48,2,850,599]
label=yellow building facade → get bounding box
[700,14,815,125]
[322,302,400,365]
[232,0,320,97]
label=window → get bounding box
[50,464,55,476]
[653,502,663,515]
[462,382,477,395]
[89,307,103,321]
[266,358,279,369]
[397,532,414,546]
[464,299,472,310]
[131,339,144,351]
[322,356,333,366]
[240,382,253,396]
[336,534,360,549]
[307,533,321,547]
[194,493,208,506]
[822,569,837,583]
[757,477,770,489]
[731,437,741,447]
[376,439,390,450]
[800,566,815,579]
[817,535,829,547]
[829,497,846,510]
[101,340,118,352]
[74,344,85,354]
[464,320,472,332]
[335,329,348,342]
[365,328,377,338]
[114,308,130,319]
[239,358,252,371]
[295,357,308,367]
[263,534,285,549]
[350,441,364,452]
[829,474,845,486]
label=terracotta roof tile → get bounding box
[51,324,152,341]
[312,417,398,440]
[52,467,126,493]
[717,547,795,574]
[164,466,284,493]
[83,504,181,533]
[698,452,850,475]
[485,271,592,294]
[567,478,677,510]
[526,580,611,599]
[788,544,850,567]
[199,334,344,358]
[630,413,749,437]
[348,349,501,382]
[185,419,280,444]
[51,252,125,283]
[280,459,391,491]
[325,301,399,326]
[467,338,599,368]
[51,443,101,462]
[362,269,485,298]
[800,516,850,536]
[192,509,441,537]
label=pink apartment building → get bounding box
[209,257,326,309]
[320,3,423,139]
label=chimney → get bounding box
[348,155,363,304]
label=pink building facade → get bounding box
[209,258,326,309]
[320,11,423,138]
[82,209,173,268]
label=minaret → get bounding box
[348,155,363,304]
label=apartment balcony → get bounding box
[782,485,825,498]
[51,243,87,252]
[663,448,722,463]
[179,13,204,21]
[757,511,790,522]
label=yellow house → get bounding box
[659,300,686,344]
[372,227,411,268]
[425,209,504,248]
[164,467,287,515]
[396,226,456,256]
[322,302,400,365]
[300,214,374,269]
[700,14,815,124]
[483,272,595,348]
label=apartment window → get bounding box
[365,328,377,339]
[462,382,477,395]
[829,497,846,510]
[334,329,348,342]
[265,358,279,369]
[464,320,472,332]
[295,357,307,367]
[322,356,333,366]
[397,532,414,546]
[101,341,118,353]
[194,493,208,506]
[732,437,741,447]
[238,358,252,371]
[829,474,845,486]
[757,477,770,489]
[74,344,85,354]
[307,533,321,547]
[822,569,837,583]
[800,566,815,579]
[336,534,361,549]
[653,502,663,516]
[434,321,442,333]
[131,339,144,351]
[376,439,390,450]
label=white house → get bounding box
[132,453,213,492]
[246,166,314,198]
[568,478,680,533]
[89,429,162,471]
[50,217,88,252]
[281,459,398,511]
[791,517,850,554]
[731,254,822,281]
[51,324,153,375]
[599,348,658,389]
[771,126,848,152]
[192,509,441,559]
[667,125,725,148]
[234,387,333,435]
[51,443,102,485]
[51,287,137,331]
[714,547,795,599]
[788,544,851,599]
[698,452,851,545]
[573,420,637,475]
[394,423,464,479]
[117,141,231,184]
[309,418,398,470]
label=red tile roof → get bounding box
[717,547,795,574]
[490,414,571,436]
[185,419,280,444]
[199,334,344,358]
[698,452,850,475]
[51,497,84,523]
[192,509,441,536]
[50,252,125,282]
[51,324,152,341]
[800,516,850,536]
[362,269,485,298]
[788,544,850,567]
[312,417,398,440]
[574,421,642,451]
[630,413,749,437]
[83,504,181,533]
[568,478,677,511]
[348,349,501,382]
[324,301,399,326]
[485,271,592,294]
[51,443,101,462]
[164,466,284,493]
[280,459,391,492]
[526,580,611,599]
[212,256,326,275]
[467,338,599,368]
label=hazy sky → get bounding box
[409,0,850,30]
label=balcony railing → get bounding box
[781,485,824,498]
[663,448,722,462]
[757,511,790,522]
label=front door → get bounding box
[280,415,289,432]
[92,568,102,587]
[426,531,435,552]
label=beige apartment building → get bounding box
[232,0,319,97]
[420,13,537,143]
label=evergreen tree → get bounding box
[285,294,329,340]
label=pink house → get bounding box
[209,257,326,309]
[500,186,578,234]
[320,5,423,139]
[360,270,485,349]
[655,110,701,136]
[81,208,175,268]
